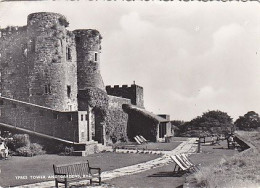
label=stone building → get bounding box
[0,12,172,155]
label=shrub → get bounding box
[16,146,32,157]
[15,143,45,157]
[6,134,30,150]
[30,143,46,155]
[6,134,45,157]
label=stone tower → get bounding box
[73,29,105,92]
[74,29,107,144]
[27,12,78,111]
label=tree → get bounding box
[170,120,186,136]
[183,110,234,136]
[235,111,260,131]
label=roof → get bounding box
[123,104,169,123]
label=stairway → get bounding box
[72,141,112,156]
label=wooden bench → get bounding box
[53,161,101,188]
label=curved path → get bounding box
[15,138,198,188]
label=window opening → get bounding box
[67,85,71,98]
[66,47,72,61]
[81,114,84,121]
[94,52,98,62]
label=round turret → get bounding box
[27,12,77,111]
[73,29,105,91]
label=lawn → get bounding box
[115,142,181,151]
[190,131,260,188]
[0,152,159,187]
[104,140,238,188]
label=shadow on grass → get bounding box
[148,171,184,177]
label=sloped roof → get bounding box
[123,104,169,123]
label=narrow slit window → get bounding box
[44,84,51,94]
[67,114,72,121]
[67,85,71,98]
[66,47,72,61]
[81,114,84,121]
[85,114,88,121]
[94,52,98,62]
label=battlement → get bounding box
[0,26,27,38]
[106,84,143,90]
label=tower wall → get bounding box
[27,12,77,111]
[0,26,29,101]
[73,29,105,91]
[106,84,144,108]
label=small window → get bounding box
[67,114,72,121]
[85,114,88,121]
[66,47,72,61]
[94,52,98,62]
[67,85,71,98]
[44,84,51,94]
[81,114,83,121]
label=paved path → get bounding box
[14,138,198,188]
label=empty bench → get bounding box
[53,161,101,188]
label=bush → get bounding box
[6,134,45,157]
[6,134,30,151]
[16,146,32,157]
[15,143,45,157]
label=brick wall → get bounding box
[0,97,79,142]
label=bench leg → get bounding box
[55,180,58,188]
[65,180,68,188]
[99,177,101,185]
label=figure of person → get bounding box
[0,140,8,159]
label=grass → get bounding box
[0,152,159,187]
[115,142,181,151]
[192,131,260,188]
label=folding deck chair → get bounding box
[139,135,149,143]
[134,136,142,145]
[170,154,199,174]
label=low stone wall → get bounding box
[0,97,79,142]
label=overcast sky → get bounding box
[0,1,259,121]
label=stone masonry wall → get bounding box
[0,26,29,101]
[106,84,144,108]
[74,29,105,91]
[27,12,78,111]
[0,97,79,142]
[106,95,131,143]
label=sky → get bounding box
[0,1,259,121]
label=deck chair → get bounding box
[134,136,142,145]
[170,154,199,174]
[139,135,149,143]
[170,155,190,174]
[177,154,199,172]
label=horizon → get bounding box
[0,1,259,121]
